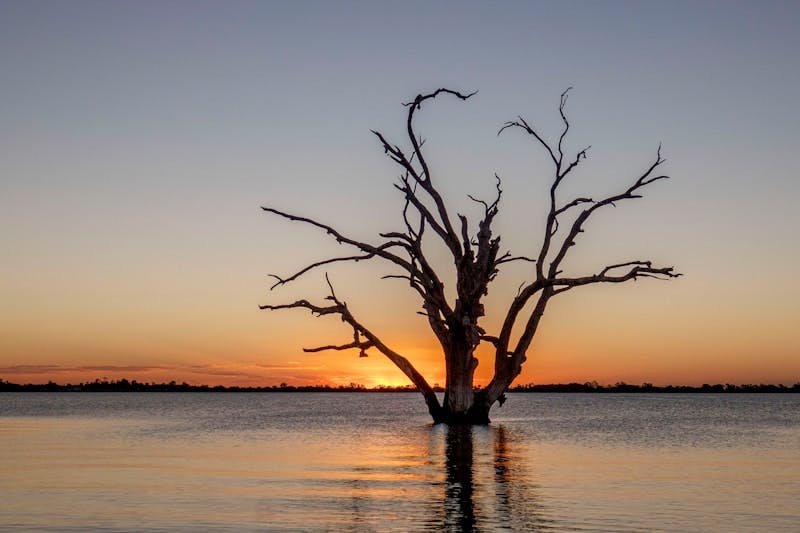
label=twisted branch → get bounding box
[260,274,442,415]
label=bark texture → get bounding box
[261,88,679,424]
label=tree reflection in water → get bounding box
[444,424,476,530]
[492,425,512,525]
[439,424,550,531]
[323,423,549,531]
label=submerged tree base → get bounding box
[434,410,491,426]
[431,397,492,425]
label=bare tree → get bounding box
[261,88,679,424]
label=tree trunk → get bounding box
[445,357,474,415]
[438,339,491,425]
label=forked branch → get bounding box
[260,274,442,415]
[372,88,478,262]
[261,206,422,286]
[547,147,669,277]
[552,261,681,291]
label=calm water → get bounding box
[1,393,798,532]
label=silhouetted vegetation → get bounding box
[507,381,800,393]
[0,377,797,393]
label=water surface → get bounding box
[1,393,798,531]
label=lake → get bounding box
[1,392,798,531]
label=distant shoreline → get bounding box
[1,379,798,393]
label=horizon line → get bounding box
[2,377,799,393]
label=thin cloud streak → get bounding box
[0,362,339,386]
[0,364,168,374]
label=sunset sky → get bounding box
[2,1,799,388]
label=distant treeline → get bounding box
[1,378,798,393]
[510,382,800,393]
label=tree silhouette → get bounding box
[261,88,679,424]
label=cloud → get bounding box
[0,365,64,374]
[78,365,169,372]
[0,362,341,386]
[253,362,327,371]
[181,362,329,381]
[186,367,256,377]
[0,364,168,375]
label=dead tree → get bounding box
[261,88,679,424]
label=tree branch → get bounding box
[548,147,669,277]
[487,91,679,410]
[553,197,593,217]
[267,242,408,290]
[484,287,553,405]
[402,89,478,184]
[304,340,374,357]
[392,178,452,248]
[552,261,681,288]
[261,206,425,281]
[261,274,442,415]
[494,253,536,266]
[556,87,573,165]
[499,90,591,281]
[371,89,477,264]
[499,116,558,167]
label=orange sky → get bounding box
[2,265,797,387]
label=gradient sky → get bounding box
[1,1,798,387]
